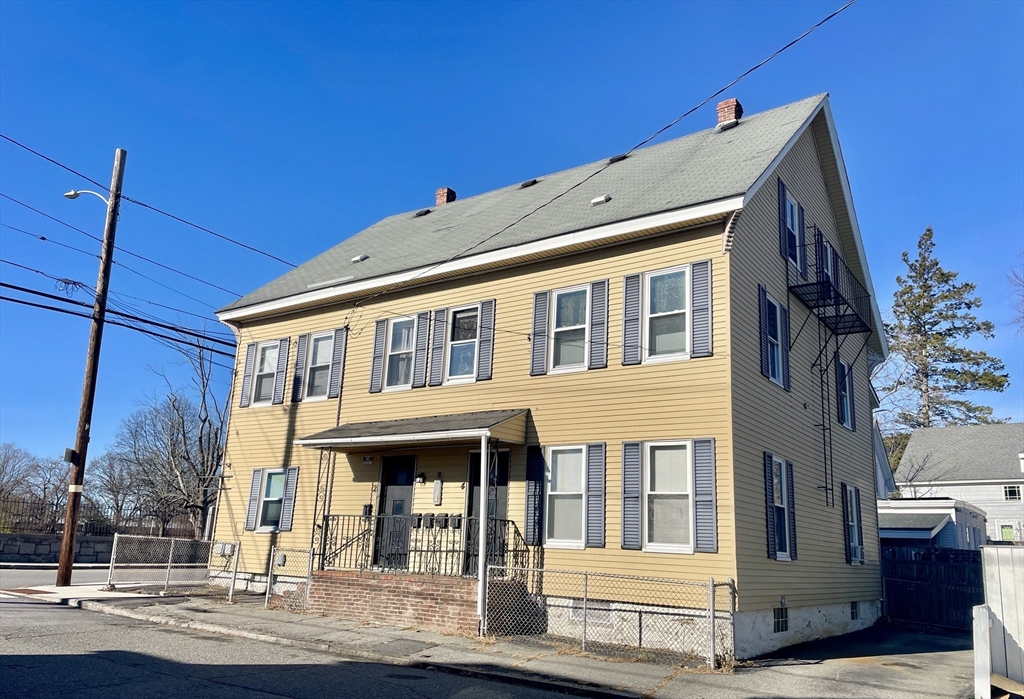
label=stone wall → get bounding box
[308,570,479,635]
[0,533,114,564]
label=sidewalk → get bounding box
[1,585,974,699]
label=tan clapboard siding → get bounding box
[216,224,737,584]
[729,127,880,612]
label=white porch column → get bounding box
[477,432,489,621]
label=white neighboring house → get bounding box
[877,498,987,549]
[895,423,1024,544]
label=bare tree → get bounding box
[88,452,141,527]
[892,451,959,499]
[0,442,35,499]
[1010,256,1024,335]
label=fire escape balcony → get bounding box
[789,236,872,336]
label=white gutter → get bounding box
[219,196,743,322]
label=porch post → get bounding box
[477,432,489,620]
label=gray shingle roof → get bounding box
[877,512,949,532]
[298,408,527,442]
[221,94,827,313]
[895,423,1024,483]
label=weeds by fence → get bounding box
[485,566,734,666]
[266,546,314,613]
[0,497,196,538]
[106,533,240,600]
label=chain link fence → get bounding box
[485,566,734,666]
[265,546,314,612]
[106,533,240,600]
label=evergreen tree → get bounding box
[877,227,1008,430]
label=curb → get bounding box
[76,600,640,699]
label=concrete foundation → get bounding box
[733,599,881,658]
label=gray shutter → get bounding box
[588,280,608,369]
[786,460,797,560]
[693,438,717,553]
[411,311,430,388]
[815,228,825,283]
[780,305,791,391]
[798,205,807,279]
[271,338,290,405]
[849,363,857,431]
[841,482,851,564]
[524,446,545,546]
[369,319,387,393]
[778,178,788,259]
[327,327,347,399]
[854,486,864,555]
[477,299,496,381]
[244,469,263,531]
[758,285,770,378]
[530,292,549,376]
[278,467,299,532]
[585,443,606,548]
[691,260,712,358]
[291,334,308,403]
[622,274,641,365]
[835,352,843,422]
[621,441,642,550]
[428,308,447,387]
[239,343,256,408]
[764,451,776,559]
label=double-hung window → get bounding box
[305,332,335,399]
[550,286,589,371]
[446,306,479,382]
[785,196,801,269]
[258,470,286,530]
[644,265,689,361]
[772,456,791,560]
[845,484,863,563]
[645,442,693,553]
[821,240,838,284]
[837,359,853,429]
[765,296,783,385]
[252,342,280,405]
[545,446,584,547]
[385,317,416,389]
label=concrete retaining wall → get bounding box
[0,533,114,564]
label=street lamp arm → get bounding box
[64,189,110,206]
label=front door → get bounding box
[376,455,415,569]
[465,450,510,574]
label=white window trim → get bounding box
[443,303,481,385]
[772,455,791,562]
[303,330,335,402]
[838,359,854,430]
[1004,485,1022,501]
[822,240,838,283]
[785,195,803,271]
[765,294,784,388]
[543,444,586,549]
[256,468,286,532]
[642,440,695,555]
[383,315,416,392]
[250,340,280,408]
[846,484,863,564]
[642,263,692,365]
[548,284,590,374]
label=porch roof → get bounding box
[294,408,529,448]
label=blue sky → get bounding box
[1,1,1021,459]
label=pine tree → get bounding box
[877,227,1009,430]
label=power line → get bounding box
[0,294,236,362]
[344,0,857,334]
[0,135,296,268]
[1,192,241,296]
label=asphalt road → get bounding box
[0,597,567,699]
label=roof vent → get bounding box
[716,98,743,131]
[435,187,457,206]
[414,208,431,218]
[608,154,628,164]
[520,178,538,189]
[591,194,611,206]
[350,254,368,264]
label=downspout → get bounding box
[477,431,490,622]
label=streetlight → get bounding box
[55,151,127,587]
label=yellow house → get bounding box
[213,93,887,658]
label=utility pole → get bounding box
[56,148,127,587]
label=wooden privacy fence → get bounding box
[881,546,984,630]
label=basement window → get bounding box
[773,607,788,633]
[850,601,859,621]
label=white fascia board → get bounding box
[295,428,491,447]
[930,515,953,537]
[894,478,1024,487]
[218,196,743,322]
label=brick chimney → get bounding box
[435,187,457,206]
[716,98,743,130]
